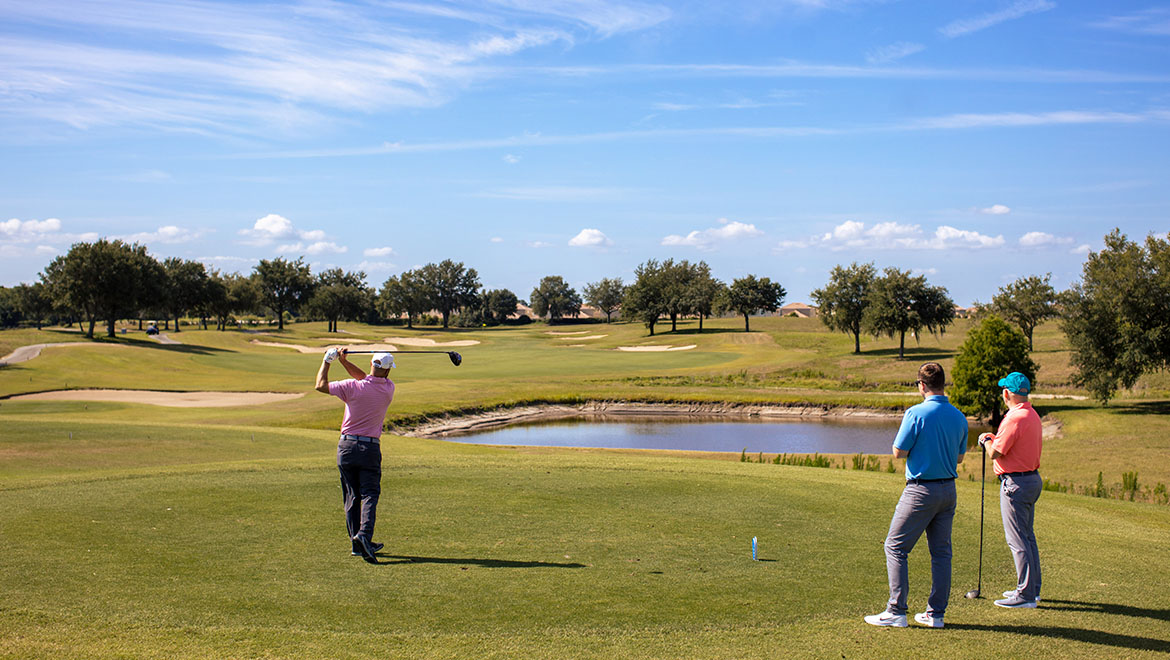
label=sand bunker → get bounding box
[616,345,697,352]
[546,331,590,335]
[1,342,127,366]
[558,335,607,340]
[382,337,480,347]
[151,333,181,345]
[7,389,304,407]
[251,340,400,354]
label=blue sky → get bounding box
[2,0,1168,305]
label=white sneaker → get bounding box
[913,612,943,628]
[864,611,908,627]
[1002,590,1041,603]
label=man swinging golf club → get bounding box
[865,362,968,629]
[315,347,395,564]
[978,372,1043,608]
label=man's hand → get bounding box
[978,433,993,449]
[324,348,340,364]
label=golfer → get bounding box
[315,348,396,564]
[978,372,1043,608]
[866,362,968,629]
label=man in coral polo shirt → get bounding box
[978,372,1043,608]
[316,348,396,564]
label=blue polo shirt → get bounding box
[893,394,969,480]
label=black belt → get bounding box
[340,434,379,444]
[1000,469,1038,480]
[906,477,955,485]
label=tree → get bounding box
[950,315,1039,428]
[811,261,876,354]
[377,270,430,328]
[583,277,625,323]
[684,262,724,332]
[726,275,785,332]
[308,269,371,332]
[160,257,211,333]
[863,268,955,359]
[530,275,582,323]
[622,259,670,336]
[1061,230,1170,404]
[254,257,314,330]
[991,273,1058,351]
[660,259,697,333]
[482,288,519,325]
[420,259,480,329]
[0,287,19,328]
[14,282,53,330]
[41,239,164,338]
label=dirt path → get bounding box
[1,342,125,366]
[6,389,305,407]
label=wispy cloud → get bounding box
[476,185,635,201]
[940,0,1057,39]
[777,220,1004,251]
[980,204,1012,215]
[122,225,204,244]
[662,218,763,250]
[364,246,396,258]
[866,42,925,65]
[1092,8,1170,36]
[1070,244,1091,255]
[0,217,100,255]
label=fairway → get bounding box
[2,320,1170,658]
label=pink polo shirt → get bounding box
[988,401,1042,475]
[328,375,395,438]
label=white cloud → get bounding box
[568,228,613,247]
[939,0,1056,39]
[305,241,347,255]
[503,154,521,164]
[364,246,395,257]
[1093,8,1170,36]
[355,260,395,272]
[866,42,925,65]
[794,220,1004,251]
[239,213,334,248]
[980,204,1011,215]
[662,218,763,249]
[1,218,63,237]
[0,217,100,255]
[1070,244,1091,255]
[123,225,203,244]
[1019,232,1074,247]
[490,237,504,243]
[525,241,554,248]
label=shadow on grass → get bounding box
[1112,401,1170,416]
[946,622,1170,653]
[380,555,587,569]
[862,347,957,360]
[1040,599,1170,623]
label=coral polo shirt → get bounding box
[328,375,395,438]
[988,401,1043,475]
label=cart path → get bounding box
[1,342,125,366]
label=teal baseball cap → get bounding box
[998,372,1031,395]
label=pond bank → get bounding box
[402,401,909,438]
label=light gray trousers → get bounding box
[1000,472,1042,601]
[884,480,957,617]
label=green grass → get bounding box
[2,319,1170,657]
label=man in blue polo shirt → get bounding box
[865,362,969,629]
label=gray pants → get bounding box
[884,481,957,617]
[338,439,382,541]
[1000,472,1042,601]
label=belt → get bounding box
[340,434,379,444]
[906,477,955,485]
[999,469,1038,480]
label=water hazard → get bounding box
[445,415,918,455]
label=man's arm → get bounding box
[978,432,1004,460]
[337,350,367,380]
[315,359,331,394]
[893,446,909,459]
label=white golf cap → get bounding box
[371,352,395,370]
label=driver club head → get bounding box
[965,589,981,599]
[449,351,462,367]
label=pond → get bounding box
[443,415,984,455]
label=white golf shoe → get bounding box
[864,611,908,627]
[1002,590,1040,603]
[913,612,943,628]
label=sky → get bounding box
[2,0,1169,305]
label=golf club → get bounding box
[343,350,462,367]
[965,441,987,599]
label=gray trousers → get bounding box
[1000,472,1042,600]
[884,481,957,617]
[338,439,382,541]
